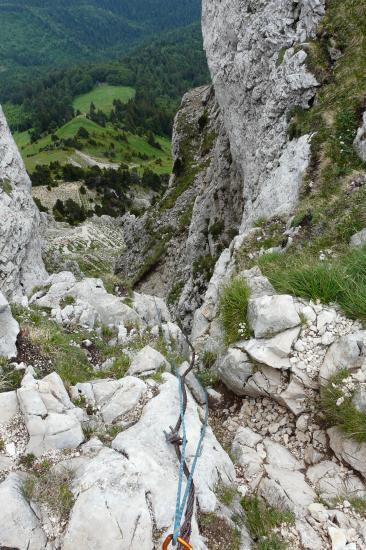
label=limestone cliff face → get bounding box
[0,106,47,300]
[202,0,325,231]
[116,86,243,323]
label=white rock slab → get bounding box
[248,295,300,338]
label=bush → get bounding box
[219,277,251,345]
[321,370,366,443]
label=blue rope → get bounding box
[172,376,188,543]
[172,378,209,544]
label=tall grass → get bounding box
[259,245,366,322]
[219,277,251,345]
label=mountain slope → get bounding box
[0,0,201,70]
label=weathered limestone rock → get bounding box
[307,460,366,504]
[320,331,366,386]
[0,472,48,549]
[0,390,19,425]
[354,111,366,162]
[216,347,253,395]
[17,372,85,456]
[278,376,308,416]
[248,295,300,338]
[350,227,366,248]
[0,105,47,300]
[261,465,316,512]
[71,376,147,425]
[328,427,366,480]
[0,291,19,358]
[240,267,275,299]
[243,326,300,370]
[202,0,325,230]
[63,374,235,550]
[127,345,171,376]
[131,292,171,325]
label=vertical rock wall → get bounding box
[0,106,47,300]
[202,0,325,230]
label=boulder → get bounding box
[307,460,366,504]
[0,291,19,358]
[0,390,19,425]
[127,345,171,376]
[240,267,275,298]
[328,427,366,480]
[131,292,171,325]
[0,472,48,549]
[320,331,366,386]
[248,295,300,338]
[17,372,85,456]
[350,228,366,248]
[243,326,300,370]
[216,348,253,395]
[353,111,366,162]
[277,376,308,416]
[100,376,147,424]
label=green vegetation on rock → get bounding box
[321,369,366,443]
[241,495,295,549]
[219,277,251,345]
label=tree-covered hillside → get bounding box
[1,23,209,138]
[0,0,201,70]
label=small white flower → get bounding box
[336,397,345,407]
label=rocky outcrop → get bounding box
[0,291,19,358]
[202,0,325,230]
[116,86,243,325]
[0,106,47,300]
[0,371,236,549]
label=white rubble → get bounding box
[0,291,19,358]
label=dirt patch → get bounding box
[16,329,53,376]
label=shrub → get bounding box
[219,277,251,345]
[321,370,366,443]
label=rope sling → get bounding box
[155,302,209,549]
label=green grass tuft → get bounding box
[321,369,366,443]
[241,495,295,548]
[219,277,251,345]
